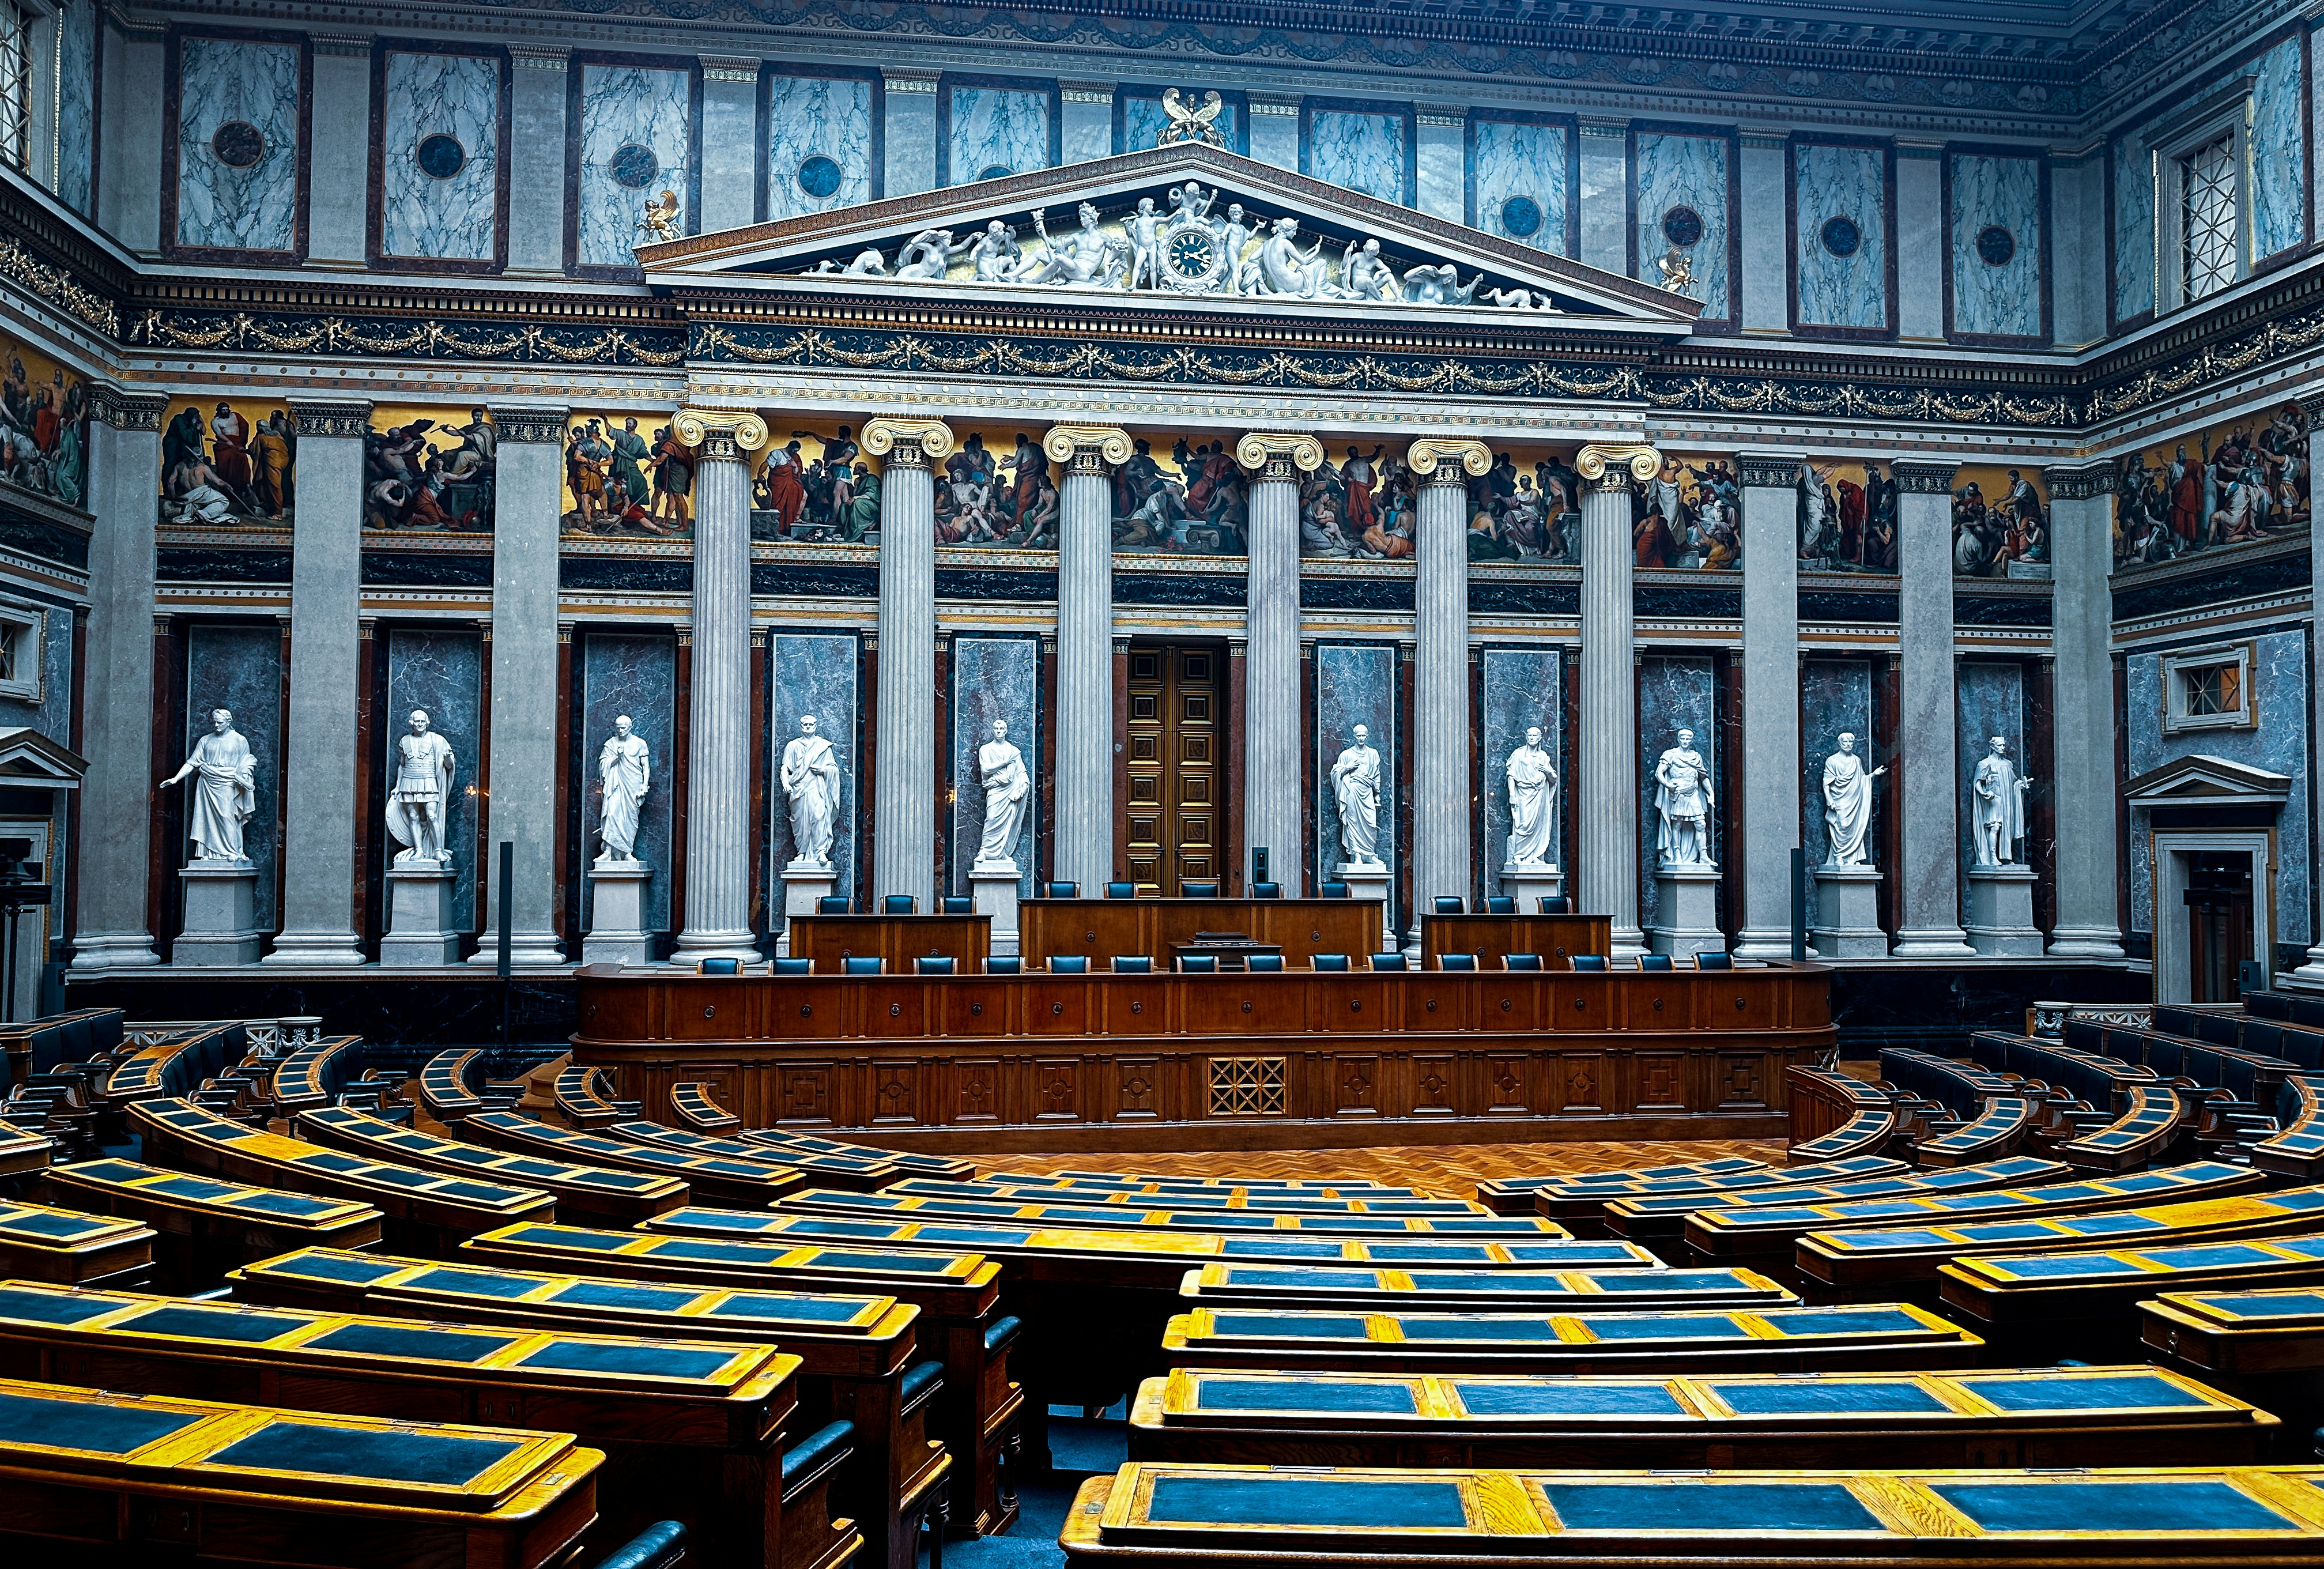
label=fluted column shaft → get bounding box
[1892,459,1976,957]
[1409,439,1489,935]
[1578,446,1651,954]
[1240,435,1319,893]
[1735,452,1802,957]
[2043,462,2124,957]
[1047,426,1127,895]
[674,409,768,960]
[867,419,952,911]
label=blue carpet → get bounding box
[931,1410,1126,1569]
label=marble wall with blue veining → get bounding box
[183,624,281,929]
[767,74,874,220]
[1307,107,1408,205]
[1793,141,1887,330]
[1955,661,2027,913]
[2251,35,2308,260]
[1638,655,1718,927]
[947,84,1050,185]
[1799,658,1876,928]
[1315,644,1399,903]
[384,627,483,930]
[580,632,676,934]
[1471,118,1569,254]
[379,50,500,262]
[1948,152,2043,339]
[2111,134,2155,323]
[1634,130,1730,320]
[1481,647,1563,883]
[52,0,96,215]
[1120,92,1241,156]
[0,598,74,750]
[770,633,859,908]
[175,35,302,253]
[577,62,692,269]
[951,635,1040,897]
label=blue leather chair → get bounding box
[1571,954,1610,972]
[1538,896,1573,914]
[1485,896,1517,915]
[1320,881,1349,899]
[1369,952,1409,972]
[1047,955,1090,974]
[1438,953,1478,971]
[1177,955,1218,973]
[984,956,1022,974]
[697,957,741,975]
[881,895,917,915]
[1247,955,1285,972]
[843,956,884,975]
[1311,954,1351,973]
[773,957,812,975]
[1503,953,1543,971]
[1638,954,1675,972]
[941,896,974,914]
[1181,881,1221,899]
[1106,881,1138,899]
[915,956,956,974]
[1111,955,1154,974]
[1432,896,1465,914]
[1044,881,1079,898]
[1695,951,1735,971]
[816,896,851,914]
[1251,882,1282,898]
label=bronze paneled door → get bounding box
[1124,644,1224,895]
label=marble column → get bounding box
[1577,443,1660,956]
[2289,413,2324,989]
[673,408,770,963]
[1044,425,1129,897]
[865,418,954,911]
[469,406,568,967]
[882,68,939,197]
[1734,451,1802,958]
[1408,438,1491,938]
[1892,458,1977,957]
[71,389,166,969]
[2043,462,2125,957]
[1239,433,1323,894]
[265,402,372,966]
[505,47,569,275]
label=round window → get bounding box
[415,133,467,180]
[977,164,1014,183]
[1820,214,1861,258]
[1661,205,1704,248]
[609,143,660,190]
[1500,194,1542,238]
[210,120,266,169]
[797,154,842,198]
[1976,224,2016,267]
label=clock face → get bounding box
[1167,227,1220,286]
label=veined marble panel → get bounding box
[1793,142,1887,330]
[577,62,692,269]
[384,628,483,930]
[1481,647,1561,882]
[1120,92,1241,156]
[2111,134,2155,323]
[1315,644,1399,899]
[767,74,873,221]
[1955,662,2026,912]
[951,635,1039,897]
[1308,107,1407,205]
[175,35,302,253]
[1948,152,2043,339]
[581,632,676,934]
[52,0,96,214]
[1638,654,1718,929]
[1635,130,1730,320]
[0,597,74,748]
[2251,35,2307,260]
[1799,658,1876,929]
[948,84,1050,185]
[380,50,500,262]
[1472,118,1569,254]
[770,633,859,906]
[183,624,281,930]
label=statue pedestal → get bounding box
[1648,864,1724,959]
[1965,865,2042,957]
[1811,865,1888,959]
[176,862,262,966]
[777,862,837,957]
[970,863,1023,956]
[583,859,656,968]
[1337,863,1394,956]
[380,861,459,966]
[1500,862,1564,915]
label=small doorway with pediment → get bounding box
[2124,754,2292,1003]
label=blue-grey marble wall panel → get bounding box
[766,74,873,220]
[1470,118,1569,254]
[1635,129,1730,321]
[2252,35,2307,259]
[1793,141,1887,330]
[950,635,1039,897]
[0,597,78,749]
[577,62,692,269]
[1637,654,1718,927]
[1948,151,2042,339]
[384,627,483,930]
[1481,646,1563,883]
[580,632,676,933]
[52,0,96,214]
[379,50,500,262]
[175,34,302,252]
[2111,134,2155,323]
[1307,107,1408,204]
[1799,658,1876,927]
[1955,661,2026,912]
[769,632,859,906]
[947,84,1050,184]
[1315,643,1399,893]
[1120,91,1242,156]
[183,624,281,929]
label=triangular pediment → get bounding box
[641,142,1701,338]
[0,726,84,789]
[2123,753,2291,806]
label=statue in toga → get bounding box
[159,707,256,865]
[1971,734,2029,868]
[596,715,651,862]
[975,719,1029,869]
[1329,725,1383,868]
[1504,725,1557,869]
[781,714,842,869]
[1820,732,1885,869]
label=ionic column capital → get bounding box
[1042,423,1131,475]
[1406,437,1492,488]
[1575,442,1661,494]
[1237,431,1325,482]
[862,416,955,469]
[674,406,769,463]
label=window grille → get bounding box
[2179,133,2237,303]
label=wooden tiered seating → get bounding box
[1486,1156,1907,1220]
[2142,1286,2324,1443]
[0,1116,52,1177]
[458,1109,806,1206]
[599,1118,904,1190]
[2053,1083,2193,1171]
[762,1191,1564,1235]
[1172,1261,1794,1312]
[265,1035,378,1113]
[2253,1074,2324,1180]
[670,1080,744,1129]
[36,1156,382,1289]
[892,1174,1426,1201]
[99,1022,247,1111]
[1602,1155,2069,1242]
[1914,1096,2038,1166]
[878,1177,1490,1216]
[0,1195,152,1285]
[1783,1066,1898,1165]
[418,1048,491,1121]
[552,1064,637,1128]
[999,1168,1423,1193]
[295,1104,689,1225]
[748,1128,974,1179]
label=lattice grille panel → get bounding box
[1208,1055,1287,1117]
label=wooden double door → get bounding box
[1123,643,1229,896]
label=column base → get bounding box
[1610,925,1647,959]
[1499,863,1563,914]
[464,933,567,968]
[71,931,161,969]
[1732,930,1794,961]
[1337,863,1394,957]
[1892,927,1978,959]
[381,864,461,967]
[582,861,658,968]
[772,865,838,957]
[1809,866,1889,960]
[262,930,368,967]
[1965,865,2043,957]
[2046,925,2127,959]
[970,863,1022,957]
[175,863,263,967]
[1648,866,1724,959]
[2282,948,2324,992]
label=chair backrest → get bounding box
[1438,953,1477,971]
[1571,954,1610,972]
[1693,951,1734,971]
[914,956,956,974]
[816,896,852,914]
[1111,955,1154,973]
[1105,881,1138,899]
[773,957,812,975]
[1045,881,1080,899]
[1311,953,1351,972]
[697,957,741,975]
[1538,896,1572,914]
[1181,881,1221,899]
[1177,955,1218,973]
[1048,955,1090,974]
[941,896,974,914]
[1247,955,1285,972]
[1485,896,1517,915]
[1503,953,1543,971]
[881,895,918,915]
[1432,896,1465,914]
[842,956,885,975]
[1251,882,1282,899]
[1638,953,1675,972]
[984,955,1022,974]
[1319,881,1349,899]
[1369,952,1408,972]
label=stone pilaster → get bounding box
[1239,433,1324,894]
[1408,437,1491,939]
[865,417,954,911]
[1061,81,1114,162]
[305,34,372,265]
[1044,425,1130,896]
[672,407,769,962]
[265,401,373,967]
[505,47,570,276]
[2289,412,2324,988]
[1735,451,1803,958]
[469,406,568,967]
[882,68,940,197]
[2043,461,2125,957]
[1891,457,1977,957]
[1577,442,1661,956]
[698,57,763,233]
[71,389,167,969]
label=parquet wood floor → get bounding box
[991,1137,1789,1200]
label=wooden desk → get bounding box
[34,1155,382,1291]
[1418,912,1613,967]
[790,914,990,972]
[1020,898,1378,965]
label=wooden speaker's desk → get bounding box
[1020,898,1379,965]
[1418,913,1613,967]
[788,913,990,972]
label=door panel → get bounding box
[1124,643,1226,896]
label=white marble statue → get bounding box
[386,709,455,866]
[159,707,256,865]
[1653,728,1715,869]
[976,719,1029,869]
[1820,732,1886,869]
[781,714,842,869]
[1504,726,1558,869]
[1971,734,2029,869]
[1329,725,1383,868]
[595,715,651,863]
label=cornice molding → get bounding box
[288,399,373,437]
[89,386,165,432]
[488,405,570,444]
[2042,461,2113,500]
[1891,459,1960,492]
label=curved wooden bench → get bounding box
[1602,1155,2068,1242]
[552,1063,631,1128]
[418,1048,488,1121]
[295,1104,689,1226]
[458,1109,803,1208]
[815,1182,1562,1234]
[603,1118,902,1191]
[2142,1285,2324,1438]
[1504,1156,1908,1226]
[36,1154,380,1289]
[2056,1083,2191,1172]
[669,1080,744,1130]
[0,1194,152,1285]
[266,1034,369,1112]
[1786,1106,1899,1166]
[1172,1258,1794,1313]
[1913,1095,2035,1167]
[2252,1073,2324,1182]
[790,1183,1488,1221]
[100,1023,245,1108]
